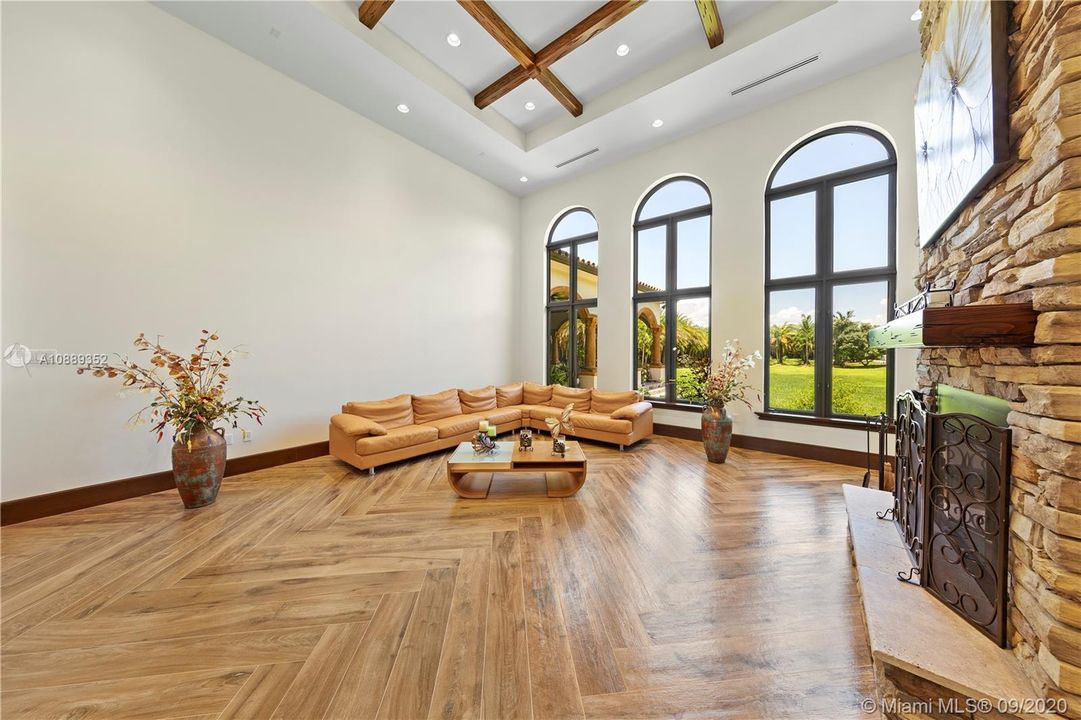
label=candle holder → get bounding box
[519,428,533,451]
[471,433,497,455]
[552,435,567,457]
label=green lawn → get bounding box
[769,360,886,417]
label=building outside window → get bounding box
[547,208,599,388]
[633,177,712,405]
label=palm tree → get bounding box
[831,310,856,367]
[833,309,856,331]
[657,313,709,361]
[769,323,796,364]
[795,314,815,365]
[674,314,709,359]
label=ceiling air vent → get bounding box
[555,147,599,169]
[730,55,820,96]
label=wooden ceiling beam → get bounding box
[358,0,395,29]
[462,0,585,117]
[534,1,646,68]
[474,65,535,109]
[456,0,536,68]
[462,0,643,117]
[694,0,724,48]
[536,68,583,117]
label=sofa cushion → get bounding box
[355,424,438,455]
[459,386,497,413]
[496,383,523,407]
[484,407,523,426]
[529,405,568,423]
[331,413,387,438]
[425,408,524,439]
[425,412,489,439]
[591,390,642,415]
[611,401,653,420]
[512,404,551,419]
[550,386,591,412]
[343,394,413,429]
[413,389,462,425]
[570,411,633,435]
[523,382,553,405]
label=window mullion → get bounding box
[666,218,676,402]
[817,180,830,419]
[569,242,578,387]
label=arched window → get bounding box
[633,177,711,404]
[764,127,897,420]
[547,209,599,388]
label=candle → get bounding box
[479,420,489,432]
[486,425,497,437]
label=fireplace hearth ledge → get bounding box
[844,485,1042,711]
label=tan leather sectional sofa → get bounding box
[330,382,653,473]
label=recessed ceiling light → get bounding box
[396,104,410,114]
[519,176,529,183]
[616,43,630,57]
[446,32,461,47]
[910,8,922,21]
[524,101,536,111]
[651,119,664,128]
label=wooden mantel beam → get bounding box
[535,1,646,68]
[694,0,724,48]
[358,0,395,29]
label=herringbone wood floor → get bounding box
[1,436,875,719]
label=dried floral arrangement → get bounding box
[78,330,266,445]
[545,404,575,439]
[701,340,762,411]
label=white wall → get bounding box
[519,53,923,452]
[0,2,520,500]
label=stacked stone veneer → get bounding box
[917,1,1081,715]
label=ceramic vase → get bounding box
[702,405,733,463]
[171,427,226,508]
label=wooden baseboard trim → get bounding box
[653,423,879,468]
[653,422,702,441]
[731,435,871,468]
[1,440,329,526]
[3,428,880,525]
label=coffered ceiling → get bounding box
[156,0,919,195]
[377,1,764,132]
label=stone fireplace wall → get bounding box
[917,0,1081,714]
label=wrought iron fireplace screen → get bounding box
[886,388,1011,647]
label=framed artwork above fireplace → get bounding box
[915,0,1009,247]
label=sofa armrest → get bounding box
[611,401,653,420]
[331,413,387,438]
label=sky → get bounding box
[771,132,888,187]
[565,132,893,333]
[551,209,597,241]
[770,281,888,327]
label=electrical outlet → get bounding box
[241,428,252,443]
[224,432,235,446]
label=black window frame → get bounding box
[763,126,898,421]
[632,177,712,407]
[546,208,599,388]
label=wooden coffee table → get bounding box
[446,440,587,498]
